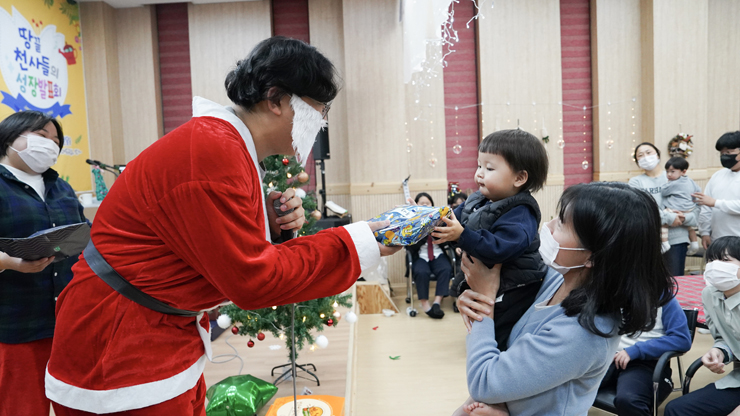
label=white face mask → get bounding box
[289,95,327,168]
[704,261,740,292]
[638,154,659,171]
[9,134,60,173]
[538,223,587,275]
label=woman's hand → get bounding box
[0,251,55,273]
[432,211,463,244]
[692,192,716,207]
[457,289,495,333]
[266,188,305,239]
[702,235,712,250]
[702,348,726,374]
[670,212,685,227]
[613,350,631,370]
[367,220,402,257]
[461,254,501,300]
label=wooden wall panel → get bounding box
[116,6,162,162]
[591,0,643,181]
[707,0,740,169]
[79,2,123,187]
[188,1,271,106]
[309,0,351,211]
[477,0,565,181]
[652,0,709,178]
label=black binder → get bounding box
[0,222,90,262]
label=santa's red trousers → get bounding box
[51,375,206,416]
[0,337,53,416]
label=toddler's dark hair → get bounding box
[478,129,548,193]
[665,156,689,171]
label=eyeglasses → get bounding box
[321,101,332,119]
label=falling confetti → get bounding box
[389,356,401,360]
[372,326,379,330]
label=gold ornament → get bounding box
[311,210,322,220]
[297,171,309,183]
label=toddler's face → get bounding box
[475,152,522,201]
[666,166,685,181]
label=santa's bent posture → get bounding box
[46,37,398,415]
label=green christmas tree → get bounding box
[221,155,352,359]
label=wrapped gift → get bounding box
[368,205,451,246]
[266,395,344,416]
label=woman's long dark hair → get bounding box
[559,182,675,337]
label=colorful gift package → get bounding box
[367,205,451,246]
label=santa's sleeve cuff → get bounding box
[343,221,381,272]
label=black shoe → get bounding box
[426,303,445,319]
[452,301,459,313]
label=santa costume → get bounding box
[46,97,379,414]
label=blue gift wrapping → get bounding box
[367,205,451,246]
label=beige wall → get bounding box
[477,0,565,223]
[591,0,644,180]
[80,1,161,183]
[592,0,740,183]
[188,1,271,106]
[116,6,163,162]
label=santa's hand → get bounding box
[267,189,305,239]
[368,220,402,257]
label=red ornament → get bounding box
[231,326,239,335]
[282,158,289,165]
[326,319,334,326]
[247,340,255,348]
[257,332,265,341]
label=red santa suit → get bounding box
[45,97,379,413]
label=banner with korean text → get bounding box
[0,0,90,191]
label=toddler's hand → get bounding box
[432,211,463,244]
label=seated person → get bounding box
[597,295,691,416]
[665,236,740,416]
[406,192,452,319]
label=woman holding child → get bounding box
[629,142,698,276]
[453,182,675,416]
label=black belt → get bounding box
[83,240,200,317]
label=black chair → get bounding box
[682,356,706,395]
[404,245,457,317]
[592,308,699,416]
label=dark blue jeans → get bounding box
[412,254,451,300]
[599,359,673,416]
[664,243,688,276]
[664,383,740,416]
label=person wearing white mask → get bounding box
[629,142,697,276]
[452,182,675,416]
[46,37,399,416]
[665,236,740,416]
[0,110,87,415]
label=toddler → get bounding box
[661,157,701,255]
[434,129,549,350]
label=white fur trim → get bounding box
[45,356,207,413]
[343,221,381,272]
[192,97,270,242]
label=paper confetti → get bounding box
[372,326,379,330]
[389,356,401,360]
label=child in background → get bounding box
[433,129,549,350]
[406,192,453,319]
[661,157,701,255]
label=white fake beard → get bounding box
[290,95,327,167]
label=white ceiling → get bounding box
[77,0,261,9]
